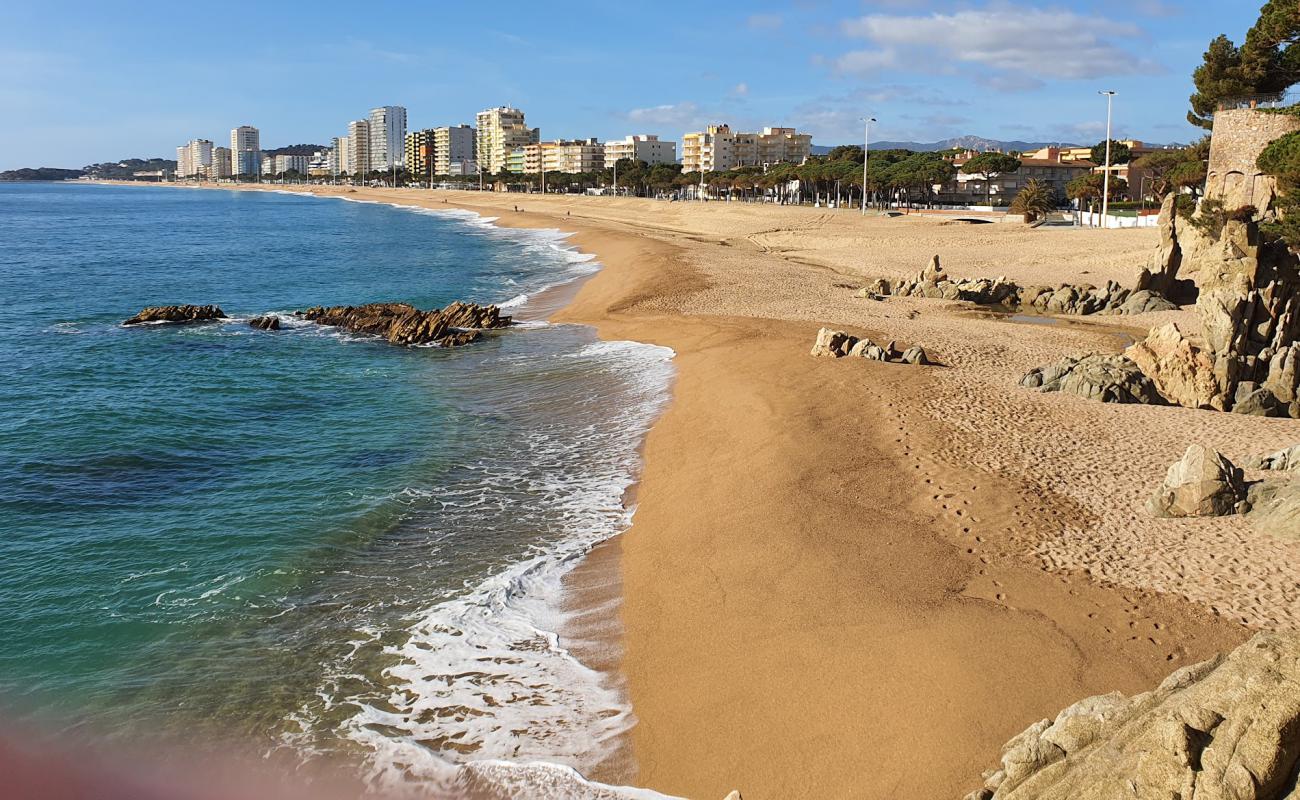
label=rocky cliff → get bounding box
[966,632,1300,800]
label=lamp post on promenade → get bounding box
[861,116,876,215]
[1099,90,1116,228]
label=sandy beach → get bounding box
[125,182,1299,798]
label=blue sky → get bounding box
[0,1,1266,169]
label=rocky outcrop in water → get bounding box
[297,301,510,347]
[810,328,930,365]
[1020,354,1161,405]
[123,305,227,325]
[863,256,1177,317]
[248,316,280,331]
[964,632,1300,800]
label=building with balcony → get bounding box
[405,129,435,179]
[175,139,213,178]
[941,148,1095,205]
[330,136,350,174]
[210,147,232,179]
[681,125,811,172]
[348,120,370,178]
[368,106,407,171]
[476,106,538,174]
[230,125,260,177]
[433,125,476,175]
[540,138,605,173]
[604,134,676,166]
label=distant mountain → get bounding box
[263,144,327,156]
[84,158,176,179]
[0,167,84,181]
[811,136,1083,155]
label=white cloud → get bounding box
[627,101,706,128]
[834,7,1155,86]
[747,13,783,30]
[732,82,750,96]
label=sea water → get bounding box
[0,183,674,796]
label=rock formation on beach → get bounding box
[863,254,1177,317]
[297,300,511,347]
[810,327,929,365]
[123,305,227,325]
[964,632,1300,800]
[1144,443,1299,537]
[1121,204,1300,416]
[248,315,280,331]
[1020,354,1161,405]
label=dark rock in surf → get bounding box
[298,300,510,347]
[248,316,280,331]
[123,305,226,325]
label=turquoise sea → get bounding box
[0,183,674,795]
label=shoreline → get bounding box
[97,181,1296,798]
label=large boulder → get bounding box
[811,327,857,357]
[248,315,280,331]
[1248,479,1300,538]
[1146,444,1248,518]
[1022,354,1161,405]
[299,301,510,347]
[123,304,226,325]
[1125,323,1221,409]
[964,632,1300,800]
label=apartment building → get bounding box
[308,149,332,177]
[604,134,676,166]
[538,139,605,173]
[366,106,406,171]
[262,154,309,175]
[476,106,538,174]
[1022,140,1175,199]
[210,147,232,179]
[175,139,213,178]
[681,124,811,172]
[348,120,370,177]
[433,125,476,175]
[942,148,1094,204]
[331,136,350,174]
[405,129,435,178]
[230,125,261,177]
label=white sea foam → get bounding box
[292,339,677,799]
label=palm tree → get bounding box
[1010,179,1058,222]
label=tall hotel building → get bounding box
[475,106,538,174]
[347,121,370,178]
[433,125,476,175]
[404,129,434,179]
[175,139,213,178]
[230,126,261,177]
[681,125,812,172]
[367,106,407,171]
[331,136,350,174]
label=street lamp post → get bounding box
[861,116,876,215]
[1099,90,1116,228]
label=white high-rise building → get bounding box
[433,125,476,175]
[604,134,677,166]
[475,106,538,174]
[348,121,370,178]
[331,136,350,174]
[230,125,261,177]
[176,139,213,178]
[210,147,232,179]
[367,106,407,171]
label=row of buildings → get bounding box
[178,105,816,182]
[945,140,1167,204]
